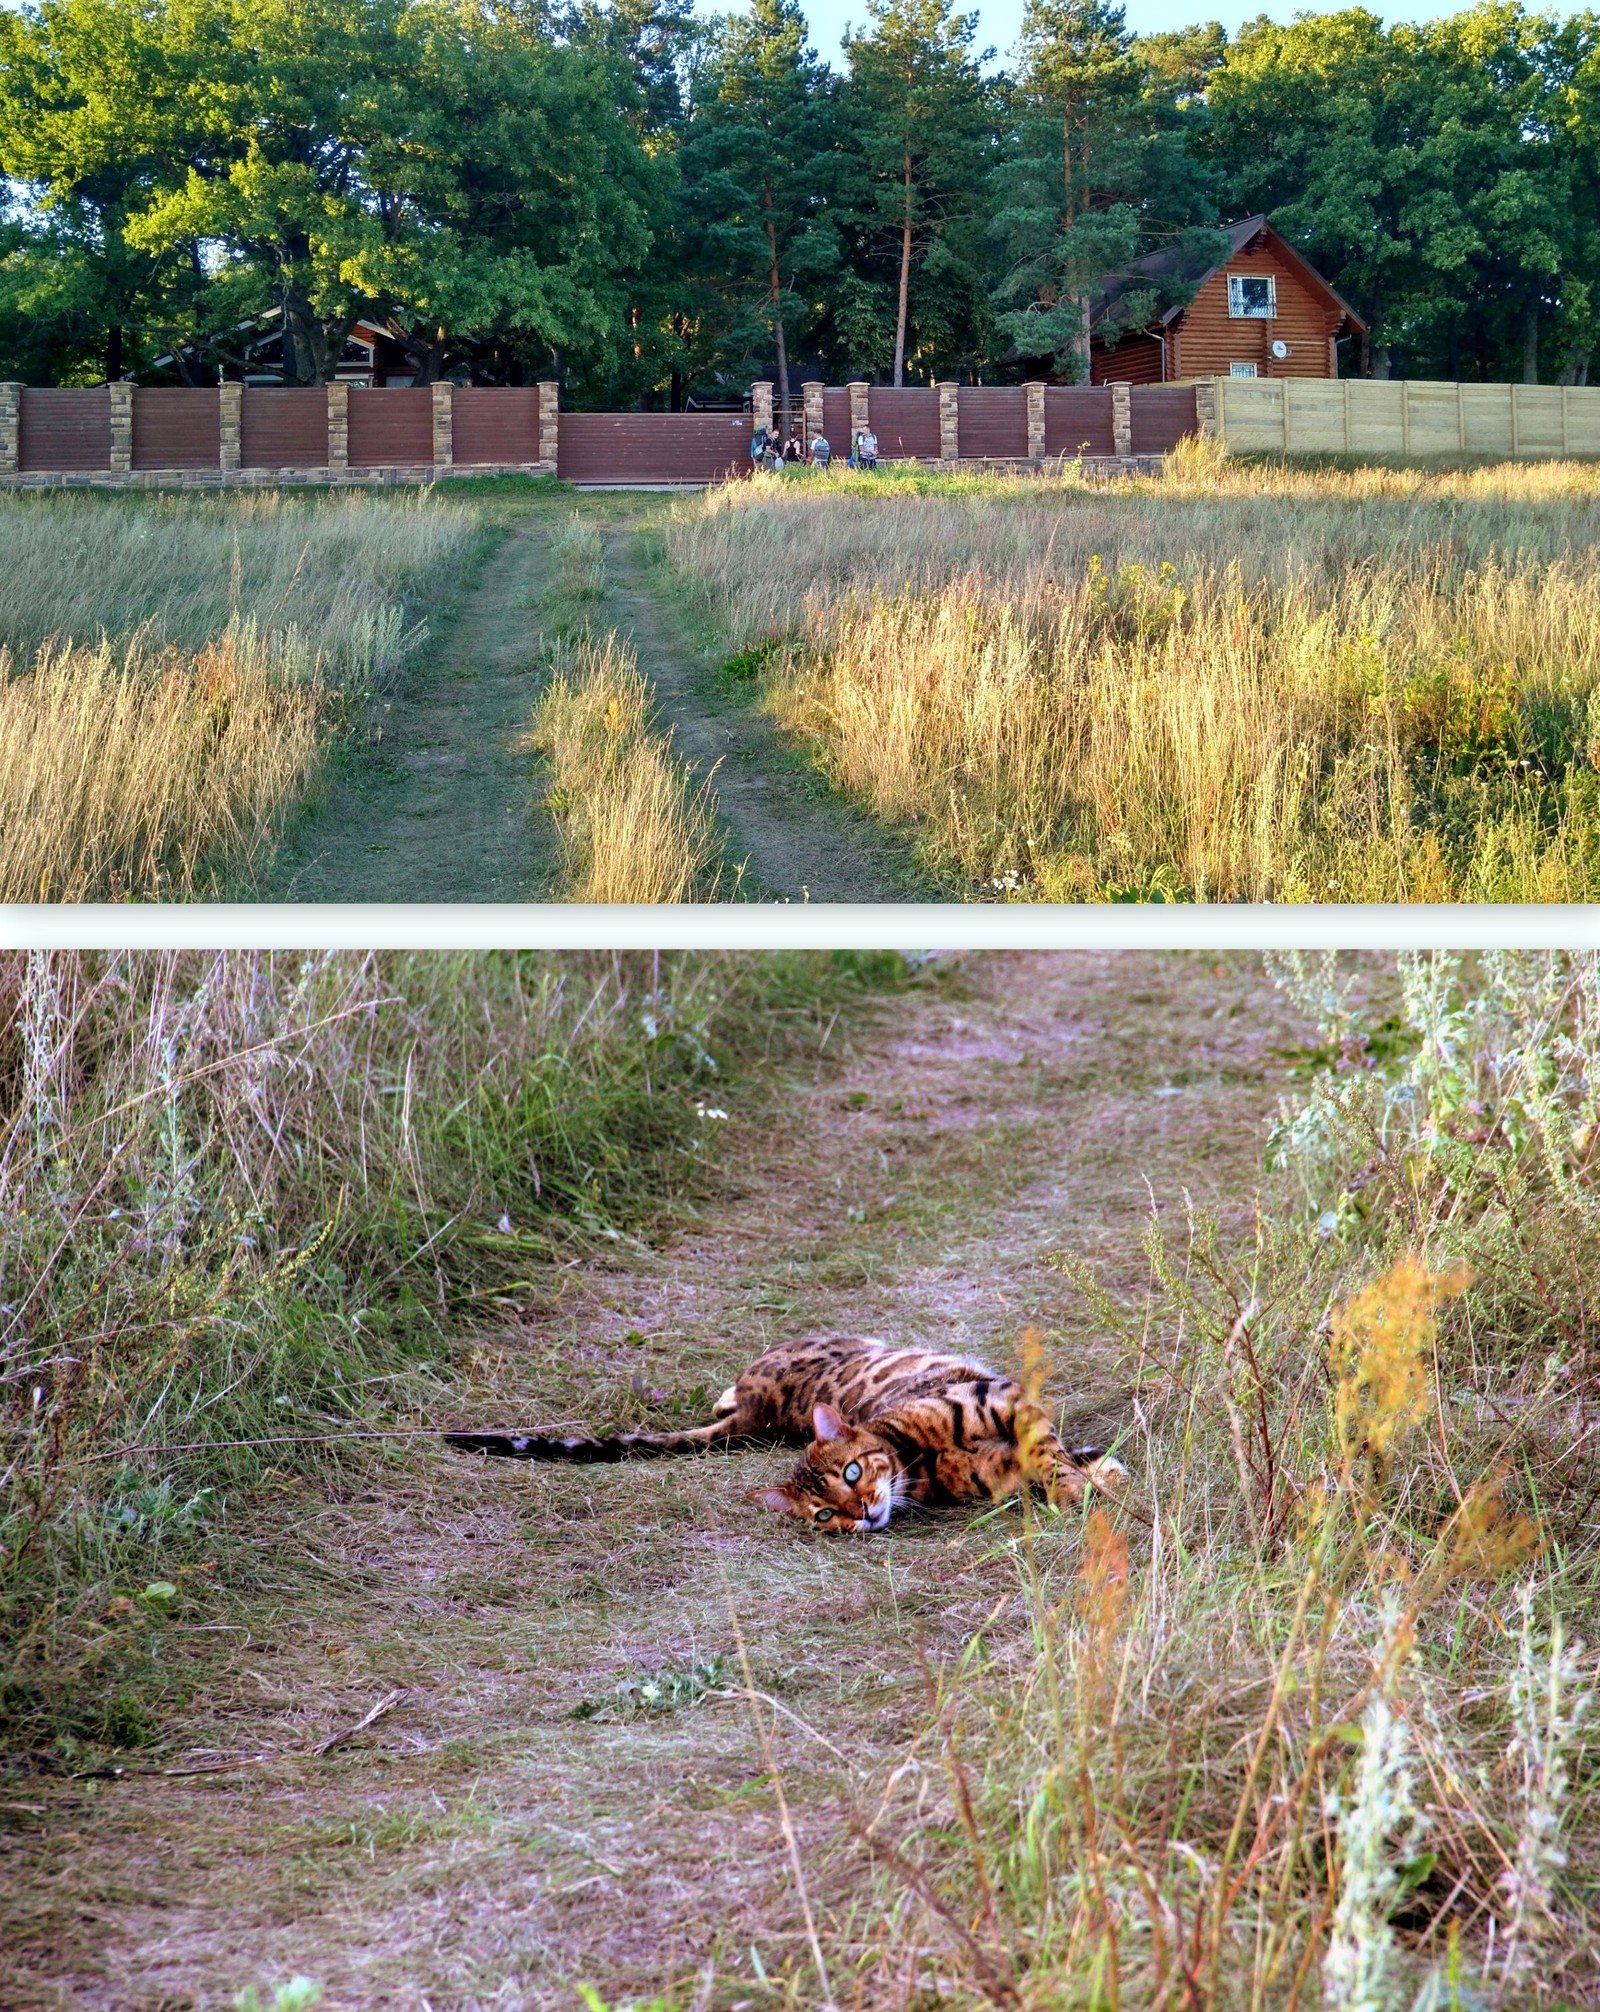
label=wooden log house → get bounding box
[1087,216,1367,384]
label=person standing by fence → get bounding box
[809,432,831,470]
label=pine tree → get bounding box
[843,0,991,386]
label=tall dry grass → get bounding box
[837,952,1600,2008]
[528,632,732,903]
[665,464,1600,901]
[0,626,323,900]
[0,488,476,899]
[0,487,472,680]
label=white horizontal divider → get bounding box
[4,904,1597,953]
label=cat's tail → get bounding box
[444,1415,740,1465]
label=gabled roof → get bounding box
[1090,216,1368,337]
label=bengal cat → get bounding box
[445,1335,1127,1533]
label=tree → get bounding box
[990,0,1228,378]
[1202,3,1589,381]
[0,0,668,387]
[676,0,835,431]
[994,0,1141,376]
[842,0,991,385]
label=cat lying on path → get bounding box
[445,1335,1128,1534]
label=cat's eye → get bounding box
[842,1461,862,1486]
[814,1508,833,1525]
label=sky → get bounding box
[774,0,1474,67]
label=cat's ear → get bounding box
[812,1402,850,1443]
[747,1485,799,1515]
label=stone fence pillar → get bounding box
[108,380,133,472]
[219,383,242,472]
[432,381,453,468]
[327,383,349,470]
[537,381,559,468]
[1111,382,1133,459]
[751,380,774,436]
[1025,381,1046,460]
[938,381,959,464]
[0,384,19,474]
[802,380,824,444]
[1193,378,1219,440]
[848,381,870,440]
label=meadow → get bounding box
[3,949,1595,2007]
[0,489,476,899]
[662,454,1600,902]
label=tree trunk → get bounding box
[1523,301,1540,384]
[892,141,912,389]
[764,200,792,438]
[281,285,330,384]
[105,325,124,383]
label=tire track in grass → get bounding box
[269,511,562,903]
[597,518,935,904]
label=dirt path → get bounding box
[270,518,558,903]
[6,953,1304,2012]
[599,525,929,903]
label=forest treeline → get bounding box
[1,0,1596,405]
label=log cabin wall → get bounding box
[1171,240,1342,380]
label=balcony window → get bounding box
[1227,275,1276,318]
[1229,361,1258,377]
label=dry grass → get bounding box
[664,462,1600,901]
[528,632,733,903]
[0,487,472,679]
[0,487,477,899]
[0,625,323,900]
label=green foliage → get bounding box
[234,1981,323,2012]
[570,1656,725,1720]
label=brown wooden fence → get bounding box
[556,412,753,484]
[0,378,1200,484]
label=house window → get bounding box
[1227,274,1276,318]
[1229,361,1258,378]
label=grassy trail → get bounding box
[595,520,929,903]
[268,511,561,903]
[6,952,1301,2012]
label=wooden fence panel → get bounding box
[19,387,111,471]
[557,413,753,484]
[1043,387,1116,457]
[819,388,852,451]
[132,387,219,469]
[1460,386,1514,456]
[866,388,941,460]
[1279,381,1346,453]
[347,388,434,466]
[452,387,541,465]
[1216,377,1600,458]
[1128,385,1198,455]
[1568,390,1600,456]
[241,389,328,468]
[957,387,1029,458]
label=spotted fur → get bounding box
[445,1336,1127,1534]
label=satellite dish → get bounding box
[1270,339,1291,360]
